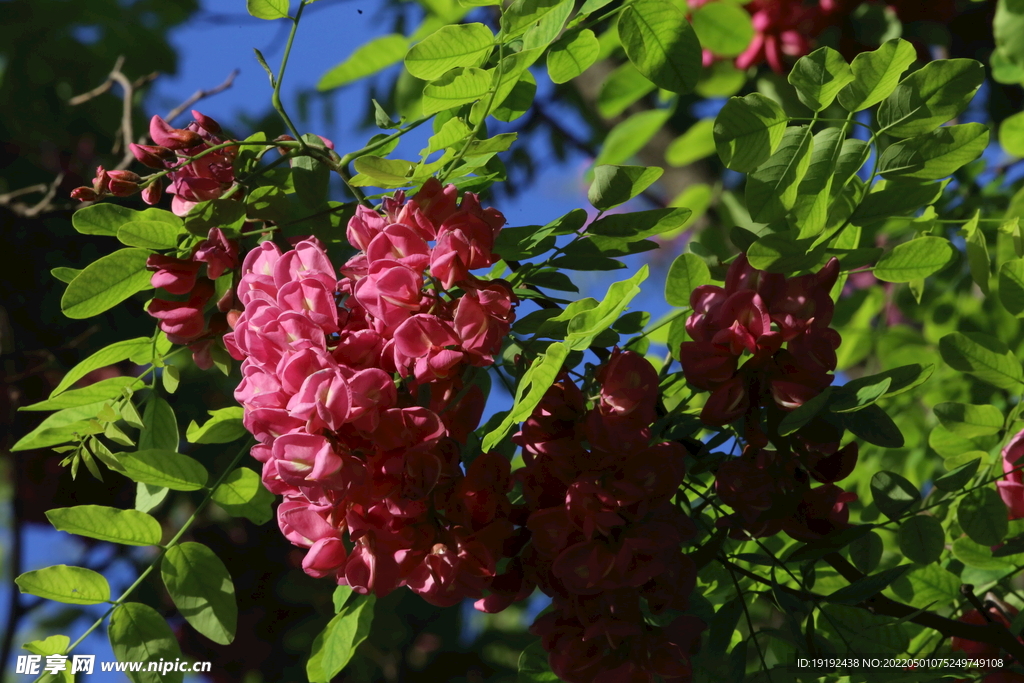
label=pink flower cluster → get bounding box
[999,429,1024,520]
[132,111,237,216]
[512,350,704,683]
[680,254,842,446]
[146,228,239,369]
[224,181,520,607]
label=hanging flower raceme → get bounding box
[680,254,841,440]
[511,350,704,683]
[225,181,520,608]
[998,429,1024,520]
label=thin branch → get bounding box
[164,69,239,124]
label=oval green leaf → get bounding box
[46,505,162,546]
[16,565,110,605]
[617,0,701,94]
[119,450,209,491]
[161,542,237,645]
[61,248,153,319]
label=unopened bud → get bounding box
[130,143,175,169]
[191,110,222,135]
[70,186,98,202]
[141,181,163,205]
[149,115,202,150]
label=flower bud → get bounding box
[191,110,222,135]
[70,187,98,202]
[141,181,163,205]
[106,170,141,197]
[149,115,202,150]
[130,143,175,169]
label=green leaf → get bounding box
[212,468,274,525]
[22,376,141,412]
[108,603,184,683]
[49,338,152,397]
[873,236,955,283]
[878,123,990,180]
[161,542,237,645]
[939,331,1024,390]
[317,34,408,90]
[247,0,289,20]
[828,376,891,413]
[421,67,492,116]
[565,266,649,351]
[851,179,947,228]
[482,343,569,451]
[745,126,813,223]
[817,604,910,654]
[11,401,110,451]
[518,640,559,682]
[713,93,787,173]
[617,0,702,94]
[788,47,854,112]
[877,59,986,138]
[597,62,656,118]
[848,530,883,574]
[665,119,716,167]
[1001,258,1024,317]
[1001,111,1024,157]
[690,1,752,58]
[139,396,178,452]
[72,204,181,237]
[23,635,71,657]
[492,71,537,122]
[351,156,416,188]
[522,0,574,50]
[783,525,873,564]
[501,0,572,40]
[119,449,209,491]
[547,28,600,84]
[135,483,168,515]
[859,363,935,399]
[958,488,1008,546]
[904,564,959,609]
[46,505,161,546]
[953,536,1013,570]
[333,586,354,612]
[594,109,672,167]
[826,565,912,605]
[933,402,1004,438]
[790,127,844,238]
[778,387,833,436]
[838,38,916,112]
[898,515,945,564]
[186,407,246,444]
[870,471,920,521]
[587,207,691,240]
[307,595,377,683]
[746,234,826,274]
[960,210,991,294]
[16,565,110,605]
[588,165,663,211]
[405,24,494,81]
[116,221,179,250]
[934,458,981,492]
[293,134,330,208]
[61,248,153,319]
[50,266,81,284]
[665,253,710,307]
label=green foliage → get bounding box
[405,24,494,81]
[617,0,702,94]
[587,165,663,210]
[958,489,1009,546]
[870,471,920,520]
[713,93,787,173]
[46,505,162,546]
[876,59,985,138]
[873,236,955,282]
[838,38,916,112]
[108,603,185,683]
[61,248,153,319]
[898,515,945,564]
[186,407,247,444]
[318,35,408,91]
[247,0,289,20]
[665,253,710,307]
[119,450,209,491]
[546,29,600,84]
[16,565,110,605]
[788,47,854,112]
[307,595,377,683]
[483,343,569,451]
[211,468,275,525]
[517,640,560,681]
[689,1,753,58]
[161,542,238,645]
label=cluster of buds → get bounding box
[70,167,144,202]
[224,181,520,607]
[511,351,704,682]
[132,111,236,216]
[146,228,240,369]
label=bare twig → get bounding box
[164,69,239,124]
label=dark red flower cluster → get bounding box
[146,228,239,370]
[510,350,705,682]
[225,181,519,607]
[952,604,1024,683]
[133,111,237,216]
[680,254,842,445]
[70,167,145,202]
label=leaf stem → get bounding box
[35,438,255,677]
[271,0,310,148]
